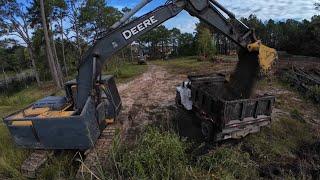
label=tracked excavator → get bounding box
[4,0,277,149]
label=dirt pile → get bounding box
[117,65,184,142]
[223,50,260,100]
[201,50,261,100]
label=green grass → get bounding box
[244,117,315,161]
[0,71,18,80]
[308,85,320,103]
[105,115,318,179]
[37,152,77,180]
[111,128,189,179]
[0,84,57,179]
[242,117,318,179]
[98,113,318,179]
[153,57,213,74]
[0,124,29,180]
[104,62,148,83]
[196,146,258,179]
[153,56,237,77]
[0,69,34,80]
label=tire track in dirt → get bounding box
[117,64,184,140]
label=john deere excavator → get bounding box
[3,0,277,149]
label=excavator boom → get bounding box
[76,0,277,111]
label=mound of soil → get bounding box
[224,50,260,100]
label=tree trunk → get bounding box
[27,46,41,86]
[130,44,133,62]
[121,49,125,61]
[40,0,62,88]
[2,65,8,88]
[75,22,82,60]
[50,24,64,84]
[44,41,56,82]
[60,15,68,78]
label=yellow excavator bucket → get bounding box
[247,41,278,72]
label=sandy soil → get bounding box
[117,64,185,137]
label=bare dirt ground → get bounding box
[257,84,320,127]
[116,61,320,138]
[117,64,185,139]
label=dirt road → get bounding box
[117,64,184,138]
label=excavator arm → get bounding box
[76,0,277,110]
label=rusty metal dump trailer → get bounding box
[3,76,121,150]
[176,74,275,141]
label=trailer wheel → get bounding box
[201,120,214,141]
[174,107,203,140]
[175,107,201,127]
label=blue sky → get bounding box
[108,0,319,33]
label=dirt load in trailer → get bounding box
[176,74,275,141]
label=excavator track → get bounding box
[76,115,132,179]
[76,125,118,179]
[19,116,132,179]
[21,150,54,178]
[20,126,118,179]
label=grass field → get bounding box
[98,112,318,179]
[153,56,237,75]
[153,56,213,74]
[104,61,148,83]
[0,69,34,81]
[0,83,57,179]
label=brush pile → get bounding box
[279,65,320,103]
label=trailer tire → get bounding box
[176,107,201,126]
[201,120,214,141]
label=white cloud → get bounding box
[110,0,319,33]
[163,11,199,33]
[164,0,319,33]
[220,0,318,21]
